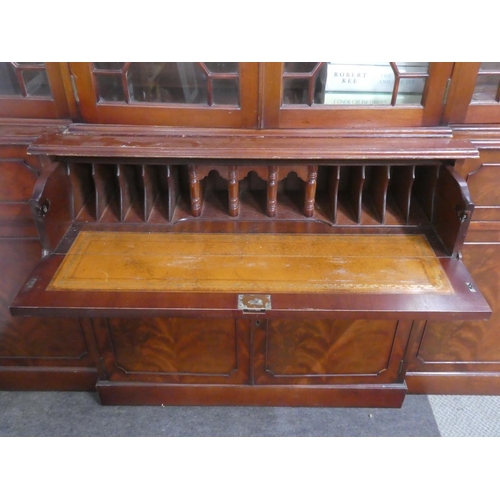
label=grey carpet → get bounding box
[0,391,439,436]
[429,395,500,437]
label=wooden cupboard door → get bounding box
[408,242,500,373]
[0,239,96,382]
[261,62,452,128]
[253,319,413,385]
[463,155,500,228]
[0,145,40,238]
[0,63,72,119]
[444,62,500,124]
[70,62,259,128]
[0,239,87,365]
[93,317,250,384]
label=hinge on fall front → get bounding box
[443,78,452,105]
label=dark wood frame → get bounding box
[443,63,500,124]
[69,63,260,128]
[0,63,74,120]
[260,62,454,128]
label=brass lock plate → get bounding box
[237,294,271,312]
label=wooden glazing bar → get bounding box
[116,164,137,222]
[121,64,132,103]
[391,78,400,107]
[370,165,391,224]
[92,163,116,220]
[68,163,94,220]
[188,165,203,217]
[267,165,279,217]
[391,165,415,224]
[304,165,318,217]
[413,165,440,222]
[141,165,159,222]
[348,165,365,224]
[228,166,239,217]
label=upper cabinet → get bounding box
[0,63,72,119]
[4,62,500,128]
[63,62,455,129]
[69,62,259,128]
[260,62,453,128]
[444,62,500,124]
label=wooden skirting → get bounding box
[96,381,407,407]
[406,373,500,395]
[0,366,98,391]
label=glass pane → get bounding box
[94,62,126,70]
[472,63,500,102]
[204,62,238,73]
[283,77,327,105]
[213,78,239,105]
[24,70,51,96]
[131,62,208,104]
[324,93,422,105]
[16,62,45,66]
[0,63,21,95]
[282,62,428,107]
[282,63,328,105]
[93,62,240,106]
[284,62,319,73]
[0,62,52,97]
[396,62,428,73]
[96,74,125,102]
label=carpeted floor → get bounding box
[429,395,500,437]
[0,391,439,436]
[2,391,499,436]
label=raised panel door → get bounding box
[92,317,251,385]
[407,243,500,372]
[253,318,413,385]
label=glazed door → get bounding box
[70,62,259,128]
[0,63,72,119]
[260,62,452,128]
[444,62,500,124]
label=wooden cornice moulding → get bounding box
[0,118,71,146]
[452,125,500,149]
[28,125,479,161]
[59,124,457,138]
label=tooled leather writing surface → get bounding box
[48,231,453,294]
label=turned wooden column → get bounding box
[228,166,239,217]
[267,165,278,217]
[188,165,202,217]
[304,165,318,217]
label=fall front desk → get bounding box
[9,126,491,406]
